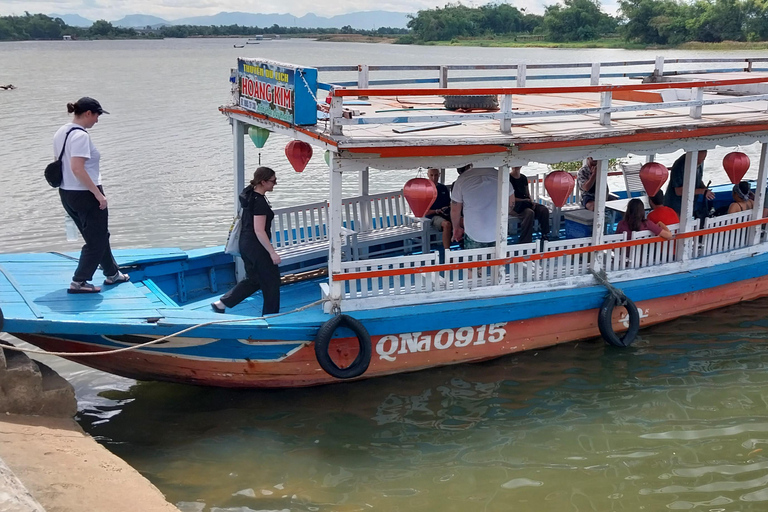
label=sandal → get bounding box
[68,281,101,294]
[104,272,130,285]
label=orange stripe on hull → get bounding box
[16,275,768,388]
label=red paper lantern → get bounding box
[639,162,669,197]
[285,140,313,173]
[544,171,575,208]
[403,178,437,218]
[722,151,750,184]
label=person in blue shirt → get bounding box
[425,168,452,249]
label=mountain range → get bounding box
[50,11,412,30]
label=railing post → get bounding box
[357,64,369,100]
[496,165,510,284]
[654,55,665,79]
[747,59,753,72]
[329,88,343,136]
[600,91,612,126]
[751,143,768,245]
[439,66,448,88]
[359,167,371,231]
[689,87,703,119]
[232,118,246,281]
[500,94,513,134]
[590,62,600,86]
[676,151,699,261]
[328,156,344,307]
[516,63,527,88]
[590,159,609,273]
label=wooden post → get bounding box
[328,156,343,306]
[677,151,699,261]
[590,159,609,272]
[500,94,512,134]
[439,66,448,88]
[329,88,343,136]
[600,91,612,126]
[590,62,600,86]
[359,167,371,231]
[232,118,246,281]
[690,87,703,119]
[357,64,369,100]
[516,63,527,88]
[646,154,655,163]
[751,143,768,245]
[654,56,665,79]
[496,165,510,284]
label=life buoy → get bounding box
[314,314,371,379]
[597,293,640,347]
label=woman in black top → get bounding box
[212,166,281,315]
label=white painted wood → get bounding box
[439,66,448,88]
[590,159,609,272]
[232,118,246,281]
[500,95,513,134]
[600,91,612,126]
[690,87,703,119]
[591,62,600,85]
[328,156,343,303]
[677,151,699,261]
[496,165,510,284]
[752,142,768,245]
[517,63,527,88]
[357,64,369,98]
[655,55,665,78]
[329,91,344,136]
[703,211,753,256]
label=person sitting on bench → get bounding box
[424,168,452,250]
[509,166,550,243]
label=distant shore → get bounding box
[411,38,768,50]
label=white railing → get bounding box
[627,227,678,268]
[443,247,498,290]
[340,252,438,299]
[503,243,539,284]
[698,211,753,257]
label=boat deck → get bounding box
[0,249,326,334]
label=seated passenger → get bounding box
[646,190,679,226]
[425,168,452,250]
[509,166,550,243]
[728,181,754,214]
[617,198,673,240]
[577,157,618,211]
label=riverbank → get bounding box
[410,37,768,50]
[0,414,180,512]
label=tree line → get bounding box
[406,0,768,44]
[0,13,408,41]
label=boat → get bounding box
[233,44,244,48]
[2,56,768,388]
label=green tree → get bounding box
[542,0,618,41]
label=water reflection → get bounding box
[69,298,768,511]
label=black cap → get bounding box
[75,97,109,115]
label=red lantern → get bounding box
[285,140,313,173]
[403,178,437,218]
[723,152,750,184]
[544,171,575,208]
[639,162,669,197]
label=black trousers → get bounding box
[59,186,119,283]
[515,202,550,243]
[220,238,280,315]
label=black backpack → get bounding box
[45,127,86,188]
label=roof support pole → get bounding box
[359,167,371,231]
[232,118,246,281]
[328,155,344,307]
[495,165,510,284]
[751,142,768,245]
[590,159,609,273]
[676,151,700,262]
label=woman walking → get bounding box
[55,97,128,293]
[212,167,281,315]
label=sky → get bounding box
[1,0,621,21]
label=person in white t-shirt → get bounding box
[450,164,514,249]
[54,97,128,294]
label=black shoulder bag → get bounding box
[45,127,86,188]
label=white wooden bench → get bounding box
[342,191,430,259]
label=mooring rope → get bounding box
[589,268,627,304]
[1,299,325,358]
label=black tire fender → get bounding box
[443,94,499,111]
[314,314,371,379]
[597,293,640,347]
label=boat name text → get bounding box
[375,323,507,362]
[240,77,292,109]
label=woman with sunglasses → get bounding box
[55,97,129,294]
[212,166,281,315]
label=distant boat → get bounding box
[246,41,259,45]
[233,44,244,48]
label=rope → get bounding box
[1,299,325,358]
[589,268,627,304]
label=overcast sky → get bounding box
[2,0,620,20]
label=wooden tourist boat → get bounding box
[2,56,768,387]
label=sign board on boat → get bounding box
[236,58,318,126]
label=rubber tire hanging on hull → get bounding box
[597,293,640,347]
[314,314,372,379]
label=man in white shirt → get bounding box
[450,165,514,249]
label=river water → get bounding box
[2,38,768,511]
